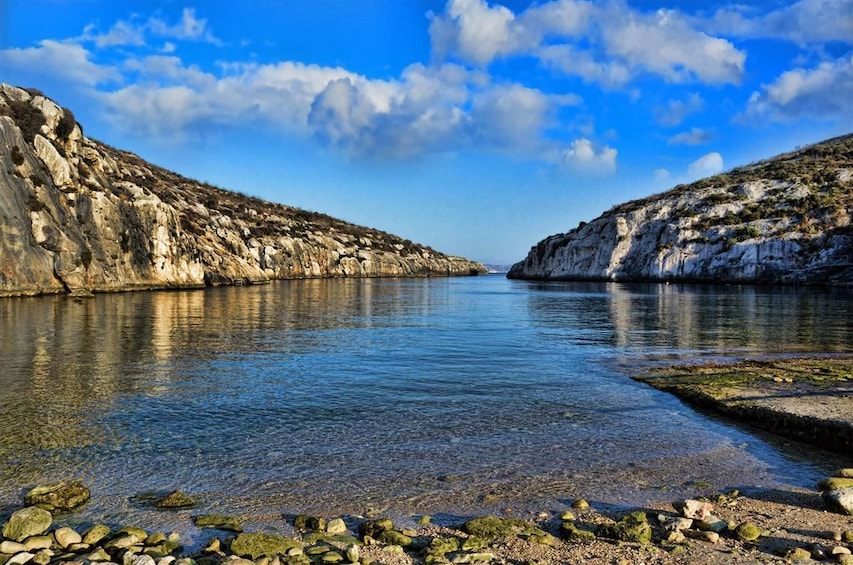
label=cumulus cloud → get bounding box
[430,0,746,86]
[745,55,853,122]
[668,127,713,146]
[558,138,618,172]
[687,152,724,178]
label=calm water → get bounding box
[1,276,851,535]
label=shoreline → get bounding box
[2,482,852,565]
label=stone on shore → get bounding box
[153,490,196,509]
[674,499,713,520]
[461,516,526,540]
[734,521,762,541]
[324,518,347,535]
[358,518,394,540]
[229,533,301,559]
[2,506,53,542]
[192,515,242,532]
[818,477,853,490]
[822,488,853,516]
[82,524,112,545]
[54,526,82,548]
[24,482,90,512]
[835,469,853,478]
[597,511,652,545]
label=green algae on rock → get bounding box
[229,532,302,559]
[192,514,243,532]
[24,482,90,513]
[597,511,652,545]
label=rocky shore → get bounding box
[3,473,853,565]
[632,357,853,456]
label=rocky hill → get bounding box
[509,135,853,285]
[0,84,485,297]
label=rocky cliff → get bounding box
[509,135,853,285]
[0,84,485,297]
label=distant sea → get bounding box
[1,276,850,539]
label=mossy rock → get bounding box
[82,524,111,545]
[461,516,528,540]
[834,469,853,478]
[427,536,460,560]
[560,522,596,542]
[229,533,301,559]
[818,477,853,490]
[302,532,359,546]
[597,511,652,545]
[193,514,243,532]
[783,547,811,561]
[153,490,196,509]
[735,521,761,541]
[376,530,413,548]
[358,518,394,540]
[461,536,487,551]
[293,515,326,531]
[2,506,53,542]
[24,482,91,512]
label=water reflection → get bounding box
[521,281,852,355]
[0,278,850,523]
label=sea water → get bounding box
[0,276,850,534]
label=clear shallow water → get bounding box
[0,276,850,533]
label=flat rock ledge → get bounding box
[632,356,853,456]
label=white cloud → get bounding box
[429,0,520,64]
[668,127,713,146]
[745,56,853,122]
[687,152,724,178]
[430,0,746,86]
[707,0,853,44]
[654,168,671,181]
[79,8,222,50]
[655,93,704,127]
[0,40,120,86]
[148,8,222,45]
[558,137,618,172]
[598,6,744,85]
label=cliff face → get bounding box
[0,84,485,297]
[509,135,853,284]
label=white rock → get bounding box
[0,541,28,554]
[7,552,35,565]
[55,527,83,549]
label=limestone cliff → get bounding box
[0,84,485,297]
[509,134,853,285]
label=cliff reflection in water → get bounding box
[523,281,852,355]
[0,279,435,476]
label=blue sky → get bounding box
[1,1,851,265]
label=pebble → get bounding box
[697,515,728,533]
[0,541,28,554]
[684,530,720,544]
[658,515,692,532]
[831,546,852,556]
[676,499,714,520]
[325,518,346,535]
[54,527,83,549]
[82,525,111,546]
[560,510,575,521]
[7,552,35,565]
[571,499,589,509]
